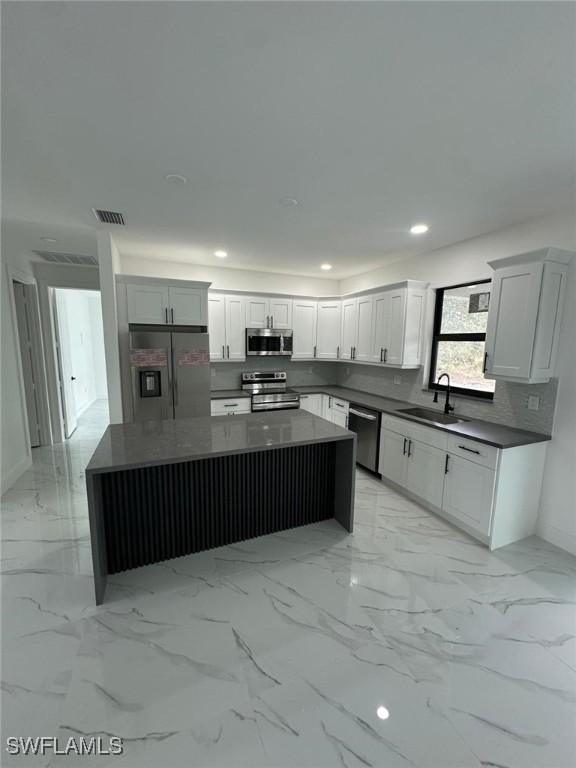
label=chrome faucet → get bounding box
[433,373,454,415]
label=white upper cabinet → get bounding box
[127,283,208,326]
[245,297,292,329]
[484,249,572,383]
[355,296,374,362]
[371,283,427,368]
[127,284,170,325]
[340,299,357,360]
[269,298,293,329]
[208,294,246,361]
[292,300,318,359]
[316,300,342,359]
[245,297,269,328]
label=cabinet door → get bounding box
[300,394,321,416]
[379,428,408,487]
[442,454,496,535]
[127,284,169,324]
[316,301,342,359]
[386,290,407,365]
[246,297,270,328]
[354,295,374,362]
[330,409,348,428]
[406,439,446,508]
[208,294,226,361]
[341,299,357,360]
[225,296,246,360]
[371,292,390,363]
[322,395,331,421]
[269,299,292,329]
[169,287,207,326]
[292,301,317,359]
[484,263,543,379]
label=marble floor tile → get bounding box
[1,400,575,768]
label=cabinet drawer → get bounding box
[380,414,447,450]
[211,399,251,416]
[330,398,349,413]
[446,435,499,470]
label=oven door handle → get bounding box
[349,408,377,421]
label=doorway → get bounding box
[52,288,108,439]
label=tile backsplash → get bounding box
[336,365,557,435]
[212,360,557,435]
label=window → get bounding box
[429,279,495,399]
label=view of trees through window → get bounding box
[430,281,495,397]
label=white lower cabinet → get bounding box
[442,454,496,535]
[328,397,349,428]
[299,393,322,417]
[379,414,547,549]
[211,398,251,416]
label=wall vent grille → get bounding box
[33,250,98,267]
[92,209,125,225]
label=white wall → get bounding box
[120,255,339,297]
[97,232,123,423]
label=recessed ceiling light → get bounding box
[321,264,332,270]
[164,174,188,185]
[279,198,298,207]
[41,237,58,243]
[410,223,429,235]
[214,251,227,258]
[376,707,390,721]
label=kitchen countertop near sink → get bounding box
[293,385,551,449]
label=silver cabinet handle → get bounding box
[403,437,407,455]
[445,454,450,473]
[224,403,239,407]
[314,346,317,358]
[334,402,346,409]
[380,348,384,363]
[165,308,169,324]
[483,353,488,373]
[458,445,481,455]
[222,345,225,358]
[337,346,340,358]
[266,315,270,328]
[407,439,412,458]
[227,345,230,358]
[349,408,377,420]
[271,316,274,327]
[383,348,388,363]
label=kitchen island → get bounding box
[86,410,356,604]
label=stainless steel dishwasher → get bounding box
[347,404,381,473]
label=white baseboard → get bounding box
[536,521,576,557]
[76,396,97,419]
[1,454,33,496]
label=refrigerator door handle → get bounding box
[172,349,179,407]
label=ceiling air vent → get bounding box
[33,250,98,267]
[92,209,125,225]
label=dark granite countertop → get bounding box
[210,389,250,399]
[293,385,550,449]
[86,410,354,475]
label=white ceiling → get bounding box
[2,2,575,280]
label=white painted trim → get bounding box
[1,454,32,496]
[536,520,576,557]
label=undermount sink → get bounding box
[397,407,469,426]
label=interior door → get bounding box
[54,292,77,438]
[13,282,41,447]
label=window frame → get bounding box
[428,278,494,401]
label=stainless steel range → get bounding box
[242,371,300,412]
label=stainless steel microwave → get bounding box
[246,328,293,356]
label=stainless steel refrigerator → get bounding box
[129,327,210,422]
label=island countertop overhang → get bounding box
[86,410,355,476]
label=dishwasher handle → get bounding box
[349,408,378,421]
